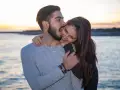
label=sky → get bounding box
[0,0,120,30]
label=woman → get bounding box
[32,16,98,90]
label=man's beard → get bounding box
[48,26,62,41]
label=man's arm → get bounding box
[36,65,65,89]
[21,45,40,90]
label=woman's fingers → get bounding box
[32,35,42,46]
[69,52,75,56]
[65,51,70,57]
[63,51,70,59]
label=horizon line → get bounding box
[0,22,120,31]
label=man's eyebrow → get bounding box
[55,16,64,19]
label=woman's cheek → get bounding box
[69,39,75,43]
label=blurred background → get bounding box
[0,0,120,90]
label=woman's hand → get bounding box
[32,35,43,46]
[63,51,79,70]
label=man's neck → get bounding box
[42,33,60,46]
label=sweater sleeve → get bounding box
[36,65,65,90]
[71,63,81,79]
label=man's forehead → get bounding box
[51,11,63,18]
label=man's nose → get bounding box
[61,20,65,26]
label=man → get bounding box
[21,5,82,90]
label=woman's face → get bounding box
[59,24,77,44]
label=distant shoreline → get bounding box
[0,28,120,36]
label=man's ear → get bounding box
[42,21,49,32]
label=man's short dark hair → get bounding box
[36,5,60,30]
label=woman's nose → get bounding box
[63,34,69,40]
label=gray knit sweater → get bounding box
[21,43,83,90]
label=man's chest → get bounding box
[35,48,64,74]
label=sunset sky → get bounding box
[0,0,120,31]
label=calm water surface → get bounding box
[0,33,120,90]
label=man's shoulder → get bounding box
[21,43,46,55]
[21,43,34,53]
[21,43,40,55]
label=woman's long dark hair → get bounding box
[67,17,98,87]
